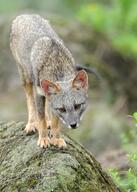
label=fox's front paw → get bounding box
[37,137,50,148]
[50,138,67,148]
[25,122,37,134]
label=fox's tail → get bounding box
[75,64,101,80]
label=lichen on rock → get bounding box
[0,121,119,192]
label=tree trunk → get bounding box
[0,121,120,192]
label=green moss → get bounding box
[0,121,118,192]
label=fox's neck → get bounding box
[57,73,75,82]
[56,75,75,89]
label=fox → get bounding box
[10,14,88,148]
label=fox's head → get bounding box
[41,70,88,129]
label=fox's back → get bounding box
[10,14,59,66]
[10,14,75,84]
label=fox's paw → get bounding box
[37,137,50,148]
[50,138,67,149]
[24,122,37,134]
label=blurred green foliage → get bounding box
[0,0,71,15]
[0,0,88,16]
[110,112,137,191]
[0,0,114,16]
[110,167,137,191]
[79,0,137,57]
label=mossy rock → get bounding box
[0,121,120,192]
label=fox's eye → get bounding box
[74,104,81,110]
[58,108,66,113]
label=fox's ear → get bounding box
[72,70,88,91]
[40,80,60,96]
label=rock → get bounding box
[0,121,120,192]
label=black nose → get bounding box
[70,123,77,129]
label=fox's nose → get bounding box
[70,123,77,129]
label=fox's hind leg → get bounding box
[50,115,66,148]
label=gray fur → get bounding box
[10,14,88,128]
[49,89,87,127]
[10,14,75,85]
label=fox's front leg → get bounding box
[34,91,50,148]
[24,82,37,133]
[37,117,50,148]
[50,115,66,148]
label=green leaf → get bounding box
[133,112,137,120]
